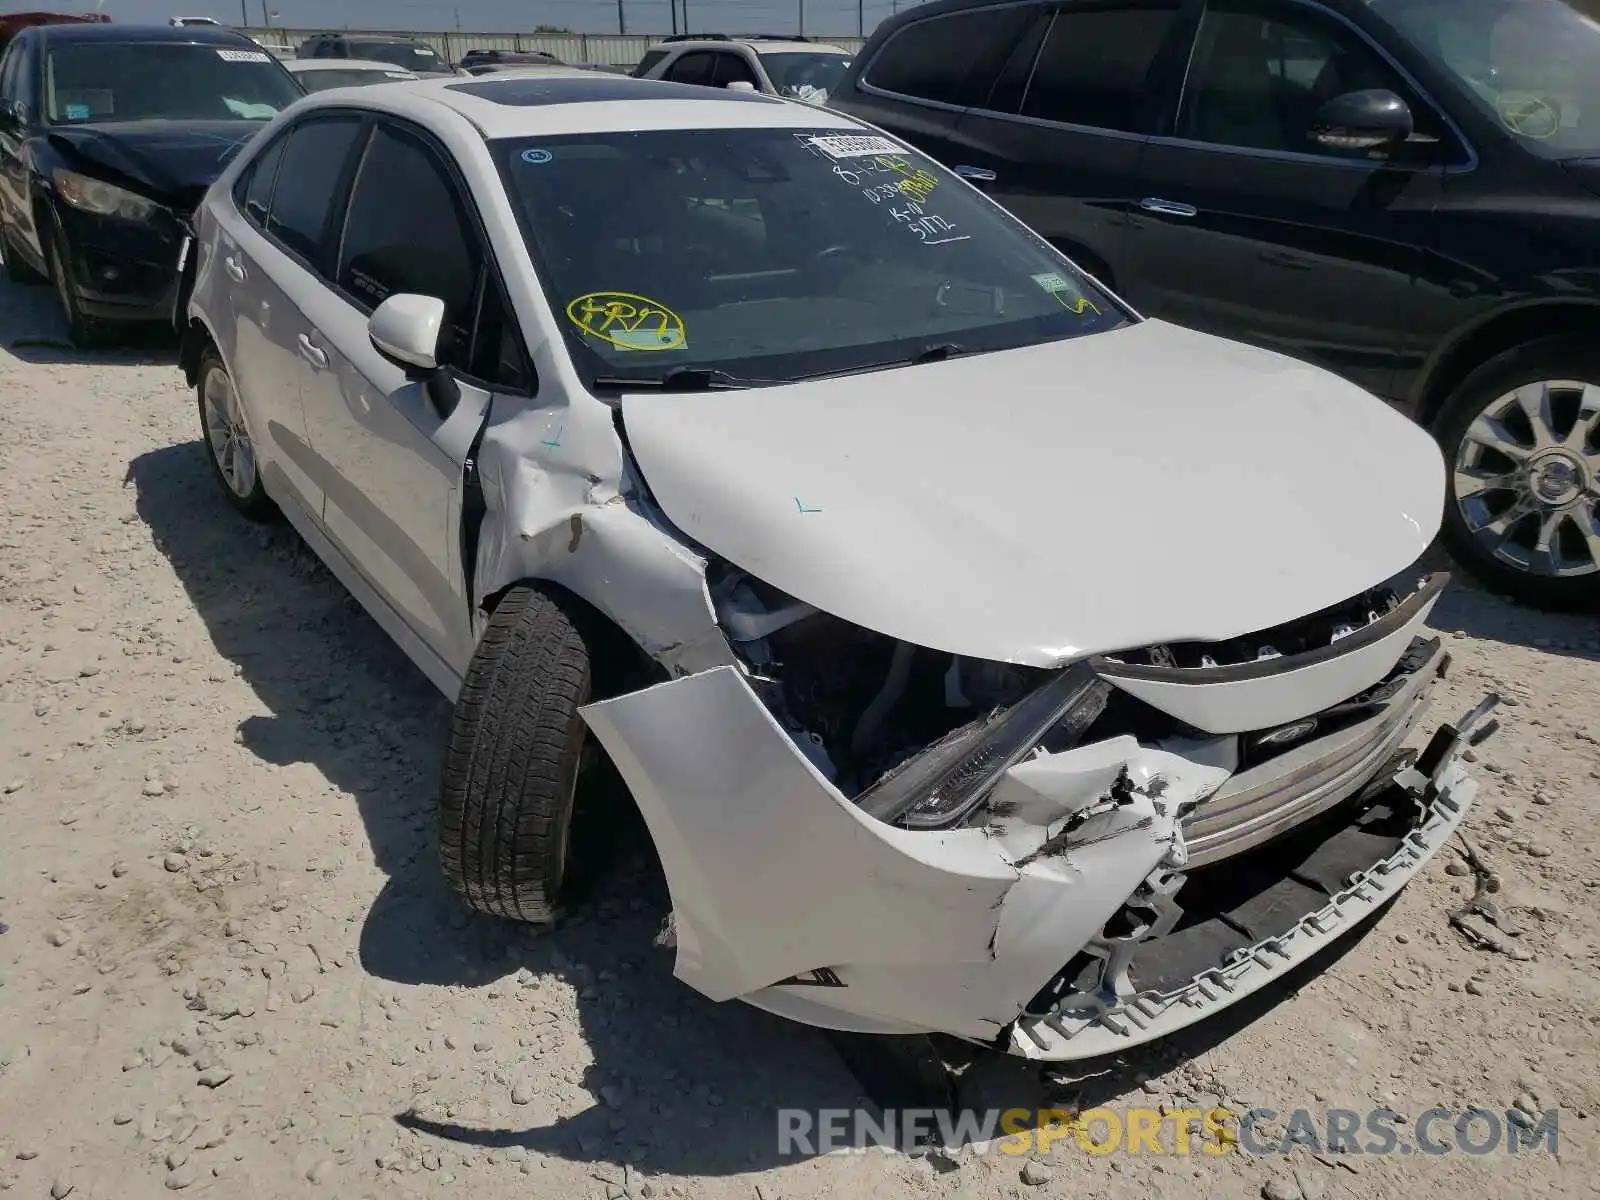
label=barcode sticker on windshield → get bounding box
[217,49,271,62]
[807,135,904,159]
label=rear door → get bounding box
[297,118,534,681]
[219,113,366,526]
[947,0,1195,289]
[1120,0,1459,396]
[837,4,1037,170]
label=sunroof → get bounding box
[445,75,780,106]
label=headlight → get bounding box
[857,663,1111,830]
[52,169,159,222]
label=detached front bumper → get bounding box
[581,617,1489,1058]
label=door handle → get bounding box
[223,254,246,282]
[953,164,997,185]
[296,333,328,369]
[1260,249,1313,271]
[1139,197,1198,218]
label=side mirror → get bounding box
[368,293,460,417]
[1310,88,1413,152]
[725,80,756,93]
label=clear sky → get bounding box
[15,0,924,35]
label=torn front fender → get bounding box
[579,665,1223,1041]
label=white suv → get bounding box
[631,34,851,102]
[181,72,1490,1060]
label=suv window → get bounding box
[1020,3,1181,132]
[266,117,364,266]
[1178,0,1446,158]
[711,51,760,88]
[863,7,1023,106]
[337,124,482,365]
[12,36,34,117]
[0,41,19,109]
[662,50,717,87]
[632,48,669,77]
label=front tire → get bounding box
[440,585,593,923]
[196,345,276,520]
[1434,334,1600,611]
[46,218,100,347]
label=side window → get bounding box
[863,8,1025,106]
[1177,1,1445,158]
[0,44,18,107]
[466,280,532,392]
[662,51,717,87]
[12,38,34,117]
[982,13,1052,113]
[1020,4,1182,132]
[265,116,364,268]
[711,51,760,88]
[336,124,482,368]
[632,48,668,77]
[236,133,287,224]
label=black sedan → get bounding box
[0,23,303,344]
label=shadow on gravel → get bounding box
[1414,545,1600,663]
[0,273,179,366]
[125,432,1406,1180]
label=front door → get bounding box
[297,119,533,680]
[1120,0,1460,398]
[947,0,1192,288]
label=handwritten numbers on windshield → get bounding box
[566,292,687,352]
[800,135,970,249]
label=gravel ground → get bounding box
[0,270,1596,1200]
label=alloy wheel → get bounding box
[202,365,257,499]
[1452,379,1600,578]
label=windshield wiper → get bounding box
[910,342,969,364]
[592,366,766,392]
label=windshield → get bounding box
[296,65,413,91]
[759,51,851,101]
[348,40,443,73]
[494,127,1125,389]
[1370,0,1600,156]
[45,41,302,122]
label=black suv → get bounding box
[830,0,1600,611]
[296,32,454,76]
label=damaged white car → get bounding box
[182,73,1497,1059]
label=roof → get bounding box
[647,36,848,55]
[303,31,421,43]
[284,57,413,73]
[38,22,256,44]
[293,72,867,140]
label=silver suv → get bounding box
[631,34,851,102]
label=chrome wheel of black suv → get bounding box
[1436,336,1600,611]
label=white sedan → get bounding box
[182,73,1493,1059]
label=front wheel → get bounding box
[439,585,593,923]
[47,219,100,347]
[1434,334,1600,611]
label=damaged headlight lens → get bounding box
[857,663,1111,830]
[52,169,159,222]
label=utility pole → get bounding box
[669,0,677,34]
[259,1,269,26]
[857,0,863,35]
[239,0,248,26]
[798,0,804,36]
[618,0,626,33]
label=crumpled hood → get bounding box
[47,120,265,210]
[621,319,1446,666]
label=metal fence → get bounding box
[242,29,868,67]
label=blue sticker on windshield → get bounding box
[65,104,89,121]
[521,148,552,165]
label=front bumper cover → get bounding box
[580,631,1488,1058]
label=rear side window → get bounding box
[632,48,668,77]
[711,51,760,88]
[863,8,1022,105]
[238,132,287,225]
[662,51,717,87]
[266,116,364,266]
[1021,3,1181,132]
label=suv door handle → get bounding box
[953,164,997,185]
[1139,197,1198,218]
[223,254,246,282]
[296,333,328,369]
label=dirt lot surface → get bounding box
[0,273,1597,1200]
